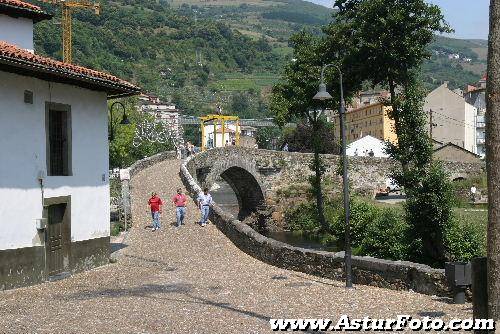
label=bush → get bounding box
[282,195,486,267]
[359,208,410,260]
[444,217,487,262]
[285,202,320,233]
[327,198,379,248]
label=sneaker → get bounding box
[152,228,156,232]
[201,223,206,227]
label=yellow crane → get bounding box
[39,0,100,63]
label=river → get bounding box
[210,181,339,252]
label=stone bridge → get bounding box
[185,147,485,219]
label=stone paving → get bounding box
[0,159,473,333]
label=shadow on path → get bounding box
[57,283,326,333]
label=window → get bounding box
[46,103,71,176]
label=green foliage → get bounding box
[330,0,452,90]
[256,127,282,149]
[30,0,485,118]
[283,196,484,265]
[285,202,321,233]
[444,217,487,262]
[262,9,328,25]
[32,0,284,117]
[110,222,122,236]
[359,208,410,261]
[327,198,379,248]
[108,101,175,168]
[450,174,488,208]
[281,121,340,154]
[330,0,455,266]
[404,162,454,265]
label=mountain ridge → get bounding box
[28,0,486,117]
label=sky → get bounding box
[305,0,490,40]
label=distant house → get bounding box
[0,0,140,290]
[138,93,183,148]
[424,82,477,154]
[346,135,389,158]
[433,142,482,163]
[240,126,257,148]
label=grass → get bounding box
[210,72,281,92]
[111,222,122,236]
[168,0,284,7]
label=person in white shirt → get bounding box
[470,185,477,203]
[197,187,213,227]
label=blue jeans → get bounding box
[200,206,210,224]
[176,207,186,227]
[151,211,161,229]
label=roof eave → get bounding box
[0,55,140,98]
[0,3,52,22]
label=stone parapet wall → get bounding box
[181,155,451,297]
[129,151,178,178]
[187,147,485,201]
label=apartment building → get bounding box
[332,102,396,143]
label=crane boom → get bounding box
[38,0,100,63]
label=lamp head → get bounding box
[313,83,333,101]
[120,113,131,125]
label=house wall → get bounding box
[0,71,109,288]
[424,83,477,153]
[434,146,481,163]
[464,101,477,153]
[0,14,33,51]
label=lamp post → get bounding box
[109,101,130,141]
[314,63,353,289]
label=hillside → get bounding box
[29,0,487,118]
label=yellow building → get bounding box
[332,102,397,143]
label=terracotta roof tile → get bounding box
[0,0,51,21]
[0,41,140,97]
[0,0,41,11]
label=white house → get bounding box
[0,0,139,290]
[203,123,240,148]
[346,135,389,158]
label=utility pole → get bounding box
[429,109,437,140]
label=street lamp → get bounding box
[314,63,353,289]
[109,101,130,141]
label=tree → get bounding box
[109,100,175,168]
[329,0,453,265]
[329,0,452,130]
[486,0,500,322]
[282,121,339,154]
[256,127,282,149]
[270,31,359,232]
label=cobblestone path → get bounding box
[0,159,472,333]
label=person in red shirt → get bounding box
[172,188,187,227]
[148,192,163,231]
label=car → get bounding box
[385,178,401,193]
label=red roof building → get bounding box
[0,0,139,98]
[0,0,52,22]
[0,40,140,98]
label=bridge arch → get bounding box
[219,166,265,220]
[192,153,266,220]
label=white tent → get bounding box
[346,135,389,158]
